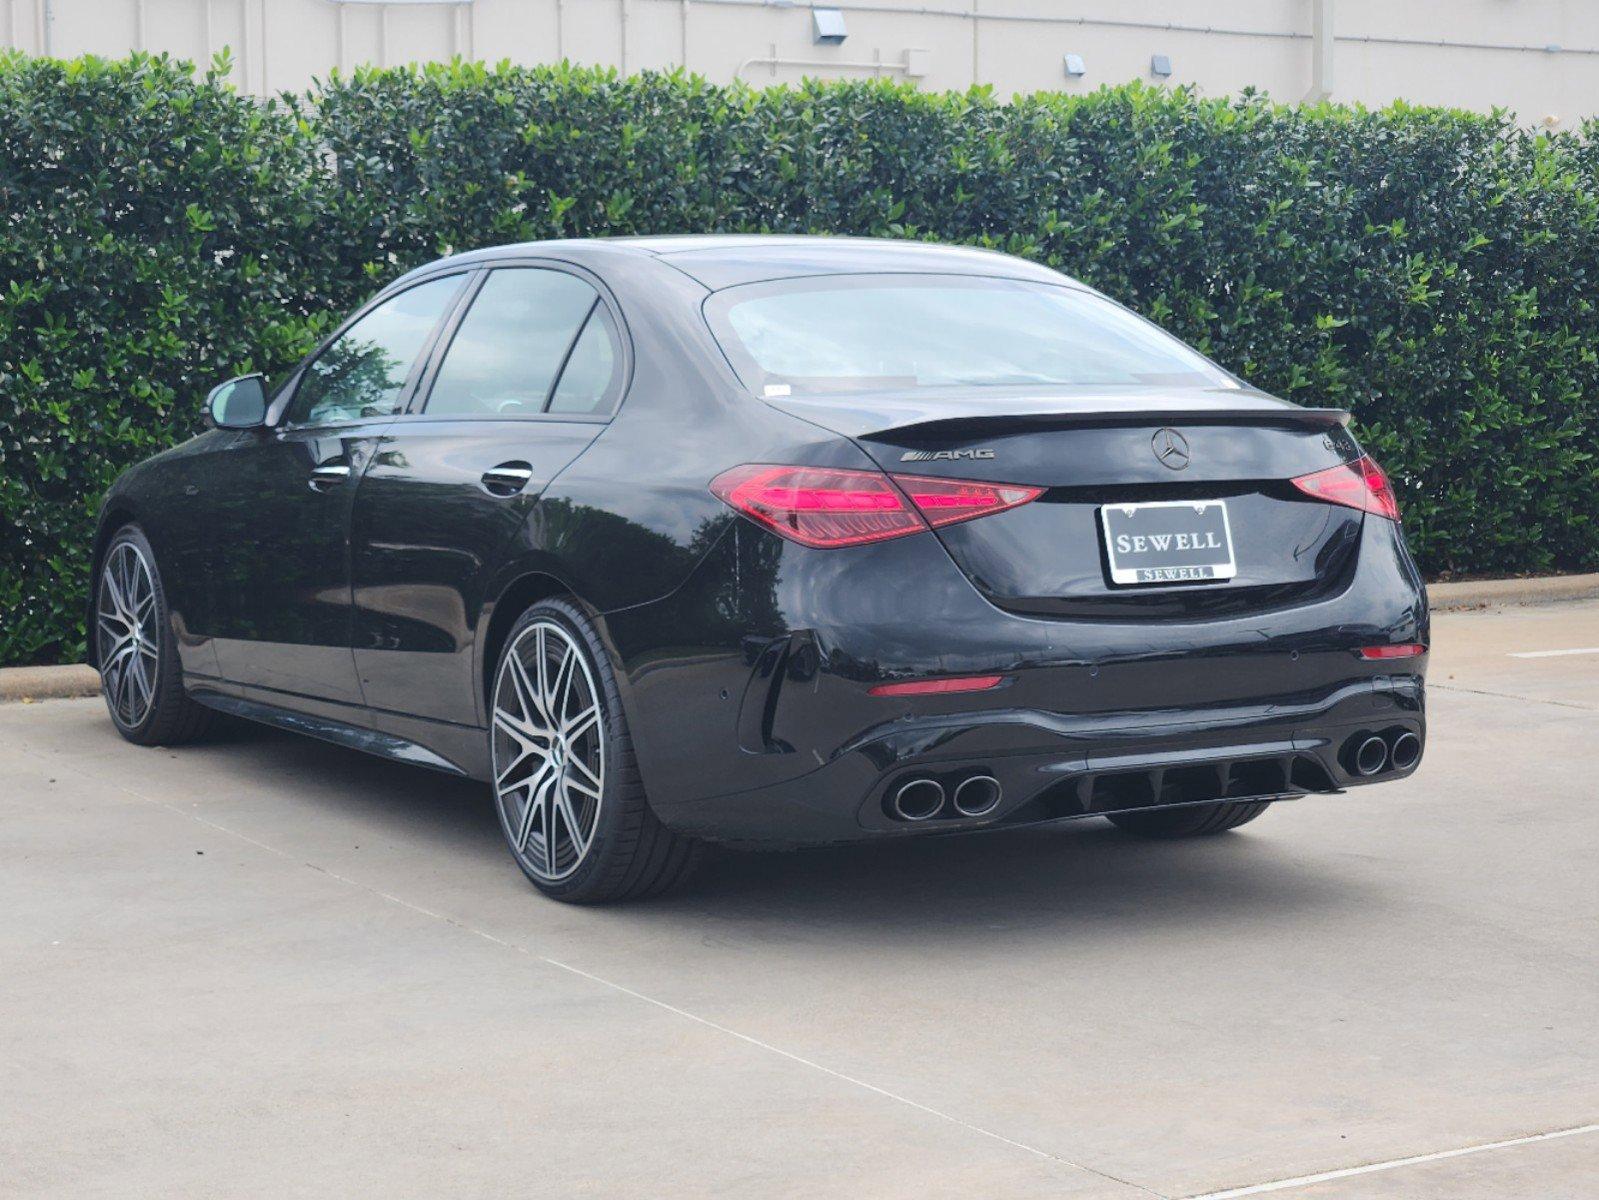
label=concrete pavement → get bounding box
[1426,572,1599,611]
[3,602,1597,1198]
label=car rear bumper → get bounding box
[646,671,1425,845]
[605,513,1428,846]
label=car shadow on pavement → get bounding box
[191,717,1375,942]
[674,823,1369,942]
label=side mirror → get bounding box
[207,374,270,429]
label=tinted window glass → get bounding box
[426,269,598,417]
[287,275,464,425]
[706,275,1236,397]
[548,306,623,415]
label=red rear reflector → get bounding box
[1291,454,1401,521]
[1358,643,1427,660]
[710,464,1041,548]
[867,674,1006,697]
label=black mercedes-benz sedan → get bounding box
[90,236,1428,902]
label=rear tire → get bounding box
[94,524,216,746]
[1105,799,1272,839]
[489,597,704,904]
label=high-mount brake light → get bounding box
[709,465,1041,549]
[1291,454,1401,521]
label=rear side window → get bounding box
[287,275,465,426]
[548,306,624,415]
[425,268,601,417]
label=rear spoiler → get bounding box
[764,392,1352,441]
[861,407,1352,442]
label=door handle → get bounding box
[309,463,352,490]
[481,462,534,496]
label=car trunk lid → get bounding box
[772,387,1366,619]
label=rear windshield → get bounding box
[704,274,1237,396]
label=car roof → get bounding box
[396,234,1073,292]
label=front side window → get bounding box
[704,274,1238,397]
[425,269,602,417]
[286,275,465,426]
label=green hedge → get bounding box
[3,53,1598,666]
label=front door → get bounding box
[350,266,625,725]
[208,273,469,705]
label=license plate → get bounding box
[1100,500,1237,586]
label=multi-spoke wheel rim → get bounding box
[491,621,606,883]
[97,541,159,729]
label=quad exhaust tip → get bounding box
[891,778,946,821]
[1353,735,1389,777]
[952,775,1003,818]
[1389,731,1422,772]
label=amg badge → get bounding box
[899,448,996,463]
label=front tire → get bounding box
[1105,799,1272,839]
[94,525,215,746]
[489,597,703,904]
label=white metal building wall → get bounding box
[5,1,1597,127]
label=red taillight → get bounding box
[867,674,1006,697]
[709,465,923,548]
[1291,454,1400,521]
[1358,643,1427,660]
[709,464,1041,548]
[890,473,1044,530]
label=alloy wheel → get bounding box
[97,540,159,729]
[491,620,606,882]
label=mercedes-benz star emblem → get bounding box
[1152,427,1191,471]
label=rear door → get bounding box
[208,273,468,703]
[350,264,627,725]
